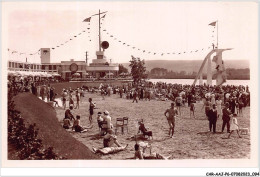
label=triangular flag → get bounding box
[209,21,217,26]
[101,14,106,18]
[83,17,91,22]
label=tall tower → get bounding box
[40,48,50,64]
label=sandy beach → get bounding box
[55,91,250,160]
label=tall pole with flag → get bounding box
[99,9,101,51]
[209,21,218,48]
[83,10,107,52]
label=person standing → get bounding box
[74,91,80,109]
[208,104,218,133]
[228,114,242,138]
[46,84,50,102]
[164,103,178,138]
[190,102,195,119]
[61,89,67,110]
[132,90,138,103]
[215,97,222,118]
[89,98,95,124]
[175,94,182,116]
[40,85,46,101]
[103,110,113,130]
[222,102,231,133]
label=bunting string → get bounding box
[101,27,212,56]
[8,14,215,61]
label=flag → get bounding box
[83,17,91,22]
[101,14,106,18]
[209,21,217,26]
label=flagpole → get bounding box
[99,9,101,52]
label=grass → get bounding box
[55,92,250,160]
[12,92,100,160]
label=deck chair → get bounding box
[123,117,129,134]
[115,118,124,135]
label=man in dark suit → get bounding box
[222,102,231,133]
[208,104,218,133]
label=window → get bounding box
[42,65,45,70]
[9,62,11,68]
[49,65,52,70]
[53,65,57,70]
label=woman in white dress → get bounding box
[215,97,222,118]
[228,114,241,138]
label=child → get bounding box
[97,112,104,132]
[228,114,242,138]
[190,102,195,119]
[63,117,71,129]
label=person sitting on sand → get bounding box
[72,115,90,132]
[134,143,171,160]
[138,120,153,139]
[63,117,71,129]
[227,114,242,138]
[92,129,128,155]
[65,106,75,120]
[164,103,178,138]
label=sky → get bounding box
[2,1,258,64]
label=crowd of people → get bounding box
[8,74,250,159]
[57,81,250,158]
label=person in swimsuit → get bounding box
[89,98,95,124]
[190,102,195,119]
[164,103,178,138]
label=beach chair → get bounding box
[115,118,124,135]
[123,117,129,134]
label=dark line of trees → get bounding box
[148,67,250,80]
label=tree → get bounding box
[129,56,147,84]
[118,64,128,74]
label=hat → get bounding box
[225,102,230,107]
[98,112,102,115]
[104,110,109,115]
